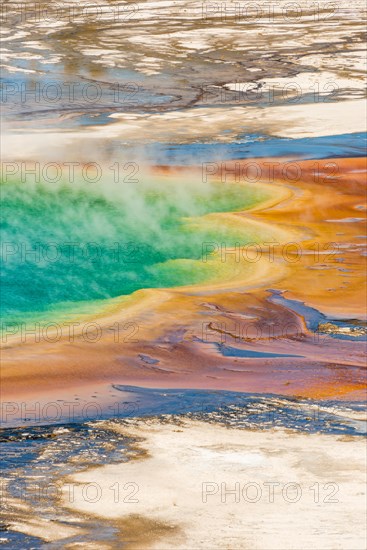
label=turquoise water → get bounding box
[0,174,270,326]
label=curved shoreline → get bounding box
[1,176,294,346]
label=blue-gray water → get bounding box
[268,289,367,341]
[124,132,367,165]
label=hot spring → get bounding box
[0,168,276,327]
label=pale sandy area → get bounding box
[225,71,367,98]
[61,419,367,550]
[2,98,366,161]
[105,98,367,140]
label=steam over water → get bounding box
[0,173,271,325]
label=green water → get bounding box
[0,174,271,326]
